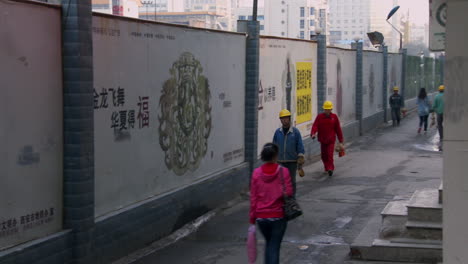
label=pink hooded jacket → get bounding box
[249,164,293,224]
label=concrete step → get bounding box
[351,238,442,263]
[406,220,443,240]
[407,189,442,222]
[350,214,443,263]
[438,182,443,204]
[379,200,408,239]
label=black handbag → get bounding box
[280,168,303,221]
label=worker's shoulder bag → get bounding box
[279,168,302,221]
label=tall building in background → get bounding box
[93,0,140,18]
[369,0,400,51]
[328,0,370,47]
[233,7,266,34]
[264,0,328,39]
[183,0,233,30]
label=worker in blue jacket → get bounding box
[273,109,305,196]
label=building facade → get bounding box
[264,0,328,40]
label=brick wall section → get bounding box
[317,34,327,114]
[383,46,388,123]
[355,42,364,136]
[61,1,95,263]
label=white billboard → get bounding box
[363,51,384,118]
[327,48,357,125]
[257,37,318,156]
[429,0,447,51]
[0,2,63,249]
[93,15,246,217]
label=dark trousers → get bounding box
[391,107,401,126]
[437,113,444,140]
[257,218,287,264]
[419,115,429,131]
[279,162,297,196]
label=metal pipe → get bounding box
[252,0,258,21]
[386,20,403,51]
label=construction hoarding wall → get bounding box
[93,15,246,217]
[362,51,384,118]
[327,48,356,125]
[0,2,63,250]
[257,37,317,156]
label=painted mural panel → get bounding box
[93,15,246,216]
[257,38,317,156]
[0,2,63,249]
[326,48,356,125]
[362,51,384,118]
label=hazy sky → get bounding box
[238,0,429,26]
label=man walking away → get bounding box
[389,86,404,126]
[432,85,445,141]
[310,101,344,176]
[273,109,305,196]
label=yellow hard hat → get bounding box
[279,109,291,118]
[323,101,333,110]
[393,86,399,91]
[439,85,445,91]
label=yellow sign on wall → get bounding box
[296,62,312,124]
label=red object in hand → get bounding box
[339,149,346,157]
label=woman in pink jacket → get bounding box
[250,143,293,264]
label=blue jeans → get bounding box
[257,218,287,264]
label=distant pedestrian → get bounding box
[416,88,431,134]
[310,101,344,176]
[431,85,445,140]
[249,143,293,264]
[273,109,305,196]
[389,86,404,126]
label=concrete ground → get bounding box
[114,112,443,264]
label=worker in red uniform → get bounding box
[310,101,344,176]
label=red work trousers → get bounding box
[320,143,335,171]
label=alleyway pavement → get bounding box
[115,111,443,264]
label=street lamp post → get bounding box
[386,6,403,51]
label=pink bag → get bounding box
[247,225,257,264]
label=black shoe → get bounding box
[328,170,333,176]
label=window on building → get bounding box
[300,19,305,29]
[300,31,305,39]
[281,20,285,24]
[300,7,305,17]
[281,32,285,36]
[352,19,356,23]
[310,20,315,26]
[344,31,348,35]
[282,9,285,13]
[337,20,340,23]
[238,15,246,20]
[344,19,348,23]
[310,7,315,16]
[258,15,264,20]
[260,25,265,30]
[352,31,355,34]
